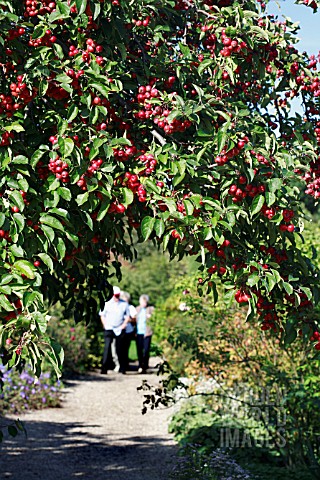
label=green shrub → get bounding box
[47,313,91,374]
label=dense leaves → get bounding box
[0,0,320,372]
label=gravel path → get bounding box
[0,365,177,480]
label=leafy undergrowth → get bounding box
[169,396,318,480]
[169,444,316,480]
[238,461,316,480]
[169,446,252,480]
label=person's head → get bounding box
[113,286,121,301]
[120,291,130,303]
[139,294,149,308]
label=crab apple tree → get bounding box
[0,0,320,373]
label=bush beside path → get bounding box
[0,366,177,480]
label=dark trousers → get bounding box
[136,334,152,371]
[123,332,136,370]
[102,330,126,373]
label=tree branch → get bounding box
[133,33,150,66]
[275,99,285,135]
[151,129,167,146]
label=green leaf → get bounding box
[53,43,64,59]
[38,253,54,273]
[1,274,14,286]
[40,215,64,232]
[251,195,265,216]
[0,285,12,295]
[50,338,64,367]
[265,192,276,206]
[144,178,161,194]
[141,216,155,241]
[67,104,79,122]
[97,199,110,222]
[173,172,185,187]
[90,106,99,124]
[300,286,312,300]
[83,212,93,231]
[59,137,74,157]
[18,178,29,192]
[282,282,293,295]
[56,73,72,84]
[198,59,213,76]
[35,313,47,334]
[0,294,14,311]
[266,272,277,292]
[269,178,282,193]
[247,273,260,287]
[4,123,24,133]
[13,260,36,279]
[76,192,89,206]
[162,232,171,252]
[75,0,87,15]
[93,2,101,20]
[246,298,256,322]
[48,178,60,192]
[49,208,69,219]
[12,155,28,165]
[66,231,79,247]
[154,219,165,237]
[217,129,227,154]
[31,149,46,168]
[42,225,55,243]
[190,194,202,209]
[183,199,194,216]
[10,191,25,212]
[90,83,109,98]
[23,291,38,308]
[121,188,134,207]
[224,63,235,84]
[237,109,250,117]
[9,244,24,258]
[250,25,269,41]
[109,137,131,147]
[38,80,48,96]
[0,213,5,228]
[56,238,66,261]
[58,187,72,201]
[89,146,99,161]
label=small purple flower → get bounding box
[1,362,61,414]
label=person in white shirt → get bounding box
[99,286,130,374]
[120,291,137,372]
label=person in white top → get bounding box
[120,291,137,372]
[99,286,130,374]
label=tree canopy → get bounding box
[0,0,320,373]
